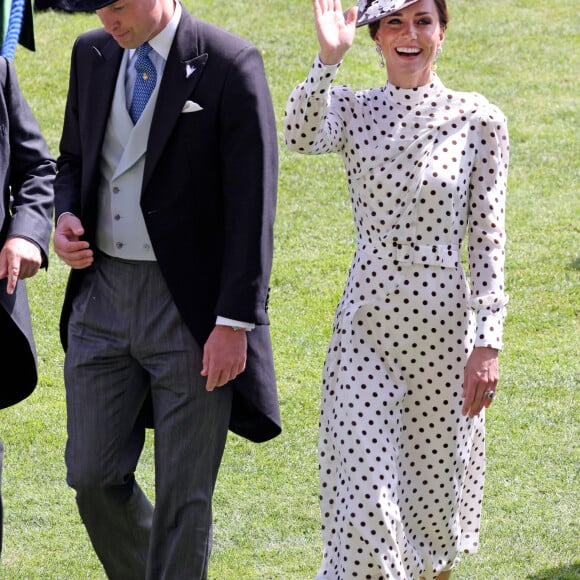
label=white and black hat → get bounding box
[355,0,422,28]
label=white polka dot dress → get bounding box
[285,57,509,580]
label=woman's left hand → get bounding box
[462,347,499,418]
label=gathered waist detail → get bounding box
[358,240,460,268]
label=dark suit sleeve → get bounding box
[0,57,54,408]
[216,45,277,324]
[1,57,55,265]
[54,36,84,221]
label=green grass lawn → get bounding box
[0,0,578,578]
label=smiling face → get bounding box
[374,0,445,88]
[96,0,173,49]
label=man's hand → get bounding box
[201,325,247,392]
[53,214,94,269]
[462,346,499,418]
[0,237,43,295]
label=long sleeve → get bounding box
[1,56,55,265]
[216,43,278,324]
[467,104,510,349]
[284,55,347,155]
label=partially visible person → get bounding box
[285,0,509,578]
[52,0,280,576]
[0,55,55,558]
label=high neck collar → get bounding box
[384,74,445,107]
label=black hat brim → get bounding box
[63,0,116,11]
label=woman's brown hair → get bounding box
[368,0,449,39]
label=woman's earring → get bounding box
[432,44,443,70]
[375,44,385,68]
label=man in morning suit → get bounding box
[0,56,55,557]
[52,0,280,576]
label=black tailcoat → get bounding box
[55,10,280,441]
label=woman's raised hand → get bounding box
[313,0,358,65]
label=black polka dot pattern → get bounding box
[285,56,509,579]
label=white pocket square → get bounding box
[182,100,203,113]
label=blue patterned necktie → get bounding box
[129,42,157,124]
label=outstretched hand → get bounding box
[313,0,358,65]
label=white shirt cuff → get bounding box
[216,316,255,331]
